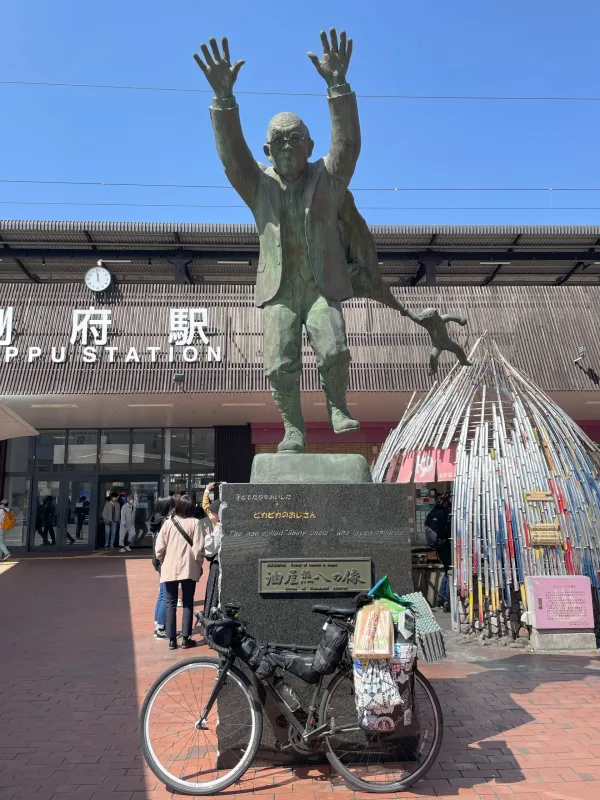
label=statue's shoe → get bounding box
[329,407,360,434]
[277,429,306,454]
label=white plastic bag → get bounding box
[353,658,402,714]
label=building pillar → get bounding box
[215,425,253,484]
[412,253,443,286]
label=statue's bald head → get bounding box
[267,112,311,143]
[264,112,314,180]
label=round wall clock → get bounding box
[84,265,112,292]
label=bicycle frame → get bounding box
[196,655,233,728]
[197,647,362,746]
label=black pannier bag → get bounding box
[233,635,263,670]
[312,620,349,675]
[254,651,285,681]
[233,635,284,681]
[282,652,319,685]
[210,622,235,649]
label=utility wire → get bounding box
[1,79,599,102]
[1,178,599,192]
[2,200,600,210]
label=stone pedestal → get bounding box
[220,481,412,644]
[524,575,597,652]
[530,629,597,652]
[250,453,372,484]
[217,465,413,764]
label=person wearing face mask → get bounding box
[119,494,135,553]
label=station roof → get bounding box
[0,402,39,441]
[2,220,600,286]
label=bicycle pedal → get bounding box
[273,739,293,752]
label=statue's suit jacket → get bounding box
[210,86,361,308]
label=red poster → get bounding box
[437,443,457,481]
[396,451,415,483]
[385,454,399,483]
[414,448,436,483]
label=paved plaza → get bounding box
[0,557,599,800]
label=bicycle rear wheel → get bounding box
[140,656,262,796]
[319,669,443,793]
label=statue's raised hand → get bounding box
[308,29,353,88]
[193,37,244,99]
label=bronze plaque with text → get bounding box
[525,491,554,503]
[259,558,372,594]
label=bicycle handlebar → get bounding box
[195,611,241,656]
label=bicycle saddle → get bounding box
[311,603,356,619]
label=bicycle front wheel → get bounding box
[319,669,443,793]
[140,656,263,796]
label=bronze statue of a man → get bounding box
[194,30,362,454]
[194,29,471,453]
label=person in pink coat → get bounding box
[155,494,205,650]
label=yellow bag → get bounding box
[353,600,395,659]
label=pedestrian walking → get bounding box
[35,501,45,545]
[42,497,57,546]
[155,494,204,650]
[119,495,135,553]
[0,498,15,561]
[102,491,120,549]
[75,495,88,539]
[149,497,173,640]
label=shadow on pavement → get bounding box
[417,650,599,796]
[0,558,145,797]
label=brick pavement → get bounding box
[0,556,599,800]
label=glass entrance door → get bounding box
[130,480,158,548]
[32,479,60,550]
[65,480,93,548]
[97,476,159,550]
[31,477,96,552]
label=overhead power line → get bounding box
[2,200,600,211]
[1,178,599,192]
[1,79,599,102]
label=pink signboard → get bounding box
[527,576,594,630]
[437,444,457,481]
[414,448,436,483]
[396,451,415,484]
[385,454,399,483]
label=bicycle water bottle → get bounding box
[274,677,301,712]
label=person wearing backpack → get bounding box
[0,499,15,561]
[155,494,204,650]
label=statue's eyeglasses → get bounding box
[268,132,305,149]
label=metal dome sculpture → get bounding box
[373,339,600,630]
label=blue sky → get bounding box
[1,0,599,226]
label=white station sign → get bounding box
[0,306,222,364]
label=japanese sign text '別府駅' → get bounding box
[0,306,222,363]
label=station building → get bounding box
[1,219,600,553]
